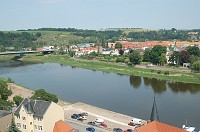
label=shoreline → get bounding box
[1,54,200,84]
[8,83,71,107]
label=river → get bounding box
[0,62,200,128]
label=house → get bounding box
[53,120,78,132]
[101,48,111,55]
[0,110,12,132]
[133,121,187,132]
[14,98,64,132]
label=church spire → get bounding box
[150,96,159,121]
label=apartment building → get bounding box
[14,98,64,132]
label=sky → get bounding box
[0,0,200,30]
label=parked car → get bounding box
[124,129,132,132]
[88,122,96,125]
[113,128,123,132]
[128,122,136,126]
[78,116,87,120]
[95,118,104,123]
[71,114,79,119]
[79,112,88,116]
[101,122,107,127]
[86,127,95,132]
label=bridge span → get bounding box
[0,50,54,55]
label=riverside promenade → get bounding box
[8,83,147,131]
[63,102,147,130]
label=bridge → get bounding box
[0,50,54,56]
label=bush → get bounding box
[13,96,24,106]
[31,89,58,103]
[157,71,162,74]
[116,57,125,63]
[7,78,14,83]
[164,71,170,75]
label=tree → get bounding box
[115,42,122,49]
[129,50,141,64]
[35,32,42,37]
[179,50,190,65]
[118,49,124,55]
[159,53,167,65]
[192,60,200,71]
[8,117,21,132]
[31,89,58,103]
[0,79,12,100]
[169,51,181,65]
[13,96,23,106]
[186,46,200,57]
[0,100,13,110]
[143,49,151,62]
[150,45,167,65]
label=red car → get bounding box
[128,122,136,126]
[101,122,107,127]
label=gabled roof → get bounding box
[133,121,187,132]
[0,110,11,118]
[53,120,75,132]
[14,98,51,117]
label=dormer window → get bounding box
[38,117,42,121]
[16,115,20,119]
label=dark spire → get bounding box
[150,96,159,121]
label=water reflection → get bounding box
[167,82,200,94]
[129,76,200,94]
[129,75,142,89]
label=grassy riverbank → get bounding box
[20,54,200,84]
[0,54,199,84]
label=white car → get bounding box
[95,118,104,123]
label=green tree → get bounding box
[192,60,200,71]
[169,51,181,65]
[186,46,200,57]
[13,96,24,106]
[0,100,13,110]
[31,89,58,103]
[143,49,151,62]
[150,45,167,65]
[129,50,141,64]
[8,117,21,132]
[115,42,122,49]
[68,51,75,57]
[0,79,12,100]
[159,53,167,65]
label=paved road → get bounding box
[66,120,110,132]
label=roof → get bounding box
[53,120,74,132]
[0,110,11,118]
[133,121,187,132]
[14,98,51,117]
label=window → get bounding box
[34,125,37,130]
[38,117,42,121]
[22,117,26,121]
[16,123,21,128]
[16,115,20,119]
[30,122,32,125]
[23,124,26,129]
[38,126,43,131]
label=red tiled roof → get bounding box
[133,121,187,132]
[53,120,73,132]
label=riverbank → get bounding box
[7,83,71,106]
[21,54,200,84]
[1,54,200,84]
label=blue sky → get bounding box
[0,0,200,30]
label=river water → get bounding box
[0,62,200,128]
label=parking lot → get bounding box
[64,102,147,131]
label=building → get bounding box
[53,120,78,132]
[0,110,12,132]
[14,98,64,132]
[133,121,187,132]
